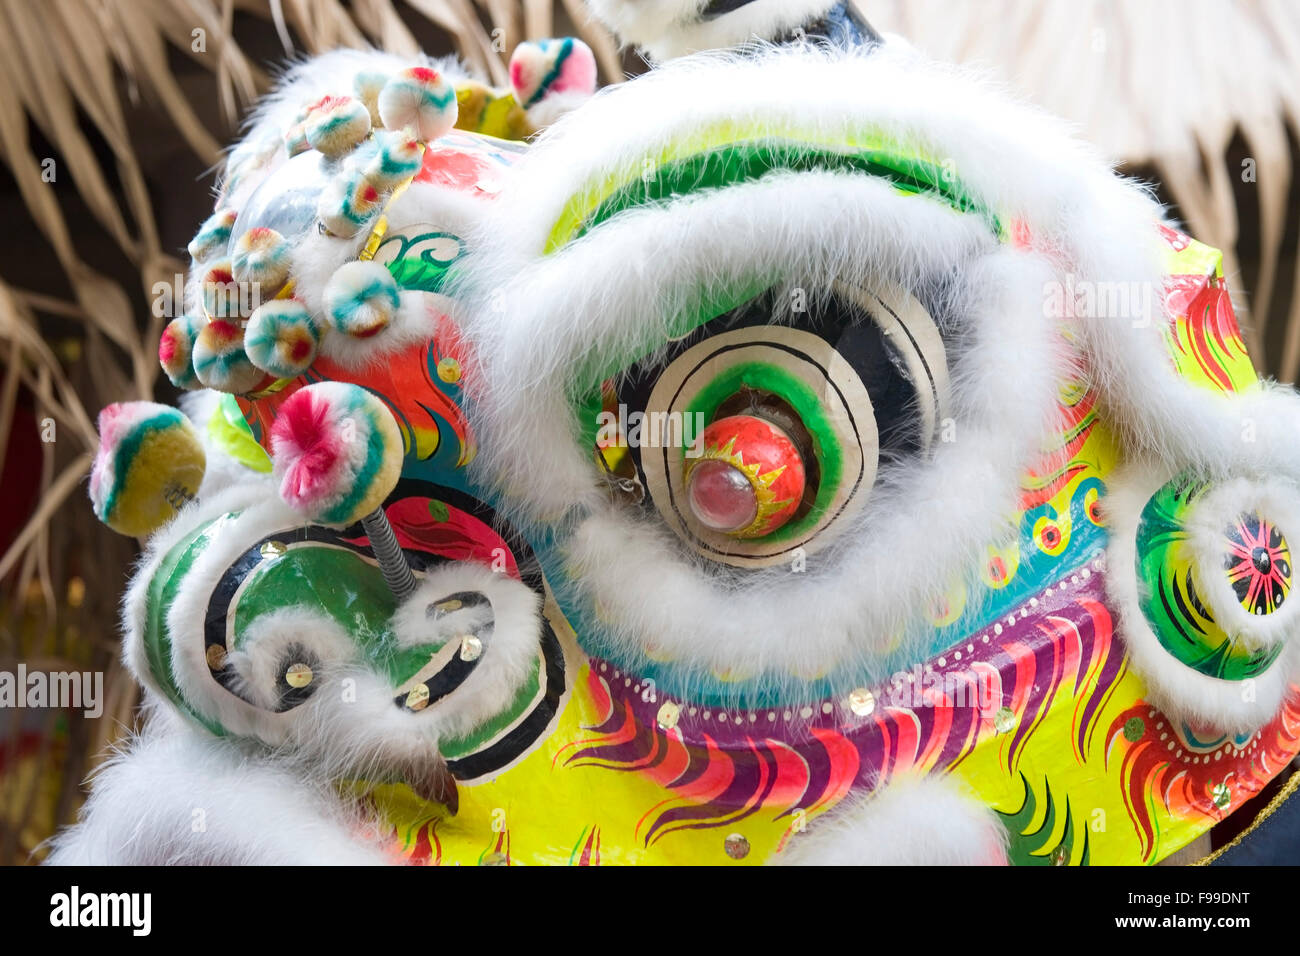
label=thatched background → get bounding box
[0,0,1296,864]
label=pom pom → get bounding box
[200,260,255,320]
[317,171,382,238]
[378,67,458,142]
[245,300,320,378]
[187,208,237,263]
[509,37,597,108]
[270,381,403,526]
[191,319,266,394]
[90,402,206,537]
[284,120,310,158]
[364,130,423,191]
[158,313,205,390]
[322,260,400,337]
[231,226,292,295]
[354,71,387,127]
[305,95,372,159]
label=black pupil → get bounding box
[1252,547,1272,574]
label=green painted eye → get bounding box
[1135,478,1288,681]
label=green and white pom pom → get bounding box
[192,320,266,394]
[245,300,320,378]
[378,67,458,142]
[364,130,423,191]
[322,260,400,337]
[317,169,383,239]
[158,313,205,390]
[187,208,237,263]
[231,227,292,295]
[305,95,372,158]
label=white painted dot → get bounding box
[822,702,833,714]
[703,711,711,720]
[938,657,947,667]
[994,624,1003,635]
[800,706,813,718]
[768,712,776,721]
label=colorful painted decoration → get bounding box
[683,413,805,537]
[244,299,320,378]
[90,402,205,537]
[1135,478,1286,680]
[1225,512,1291,616]
[378,67,458,142]
[322,259,401,337]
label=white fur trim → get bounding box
[587,0,841,61]
[771,774,1008,865]
[388,561,544,740]
[1104,465,1300,733]
[43,706,392,865]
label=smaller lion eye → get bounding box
[284,662,314,688]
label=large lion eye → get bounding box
[600,281,951,568]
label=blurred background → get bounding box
[1,0,1297,863]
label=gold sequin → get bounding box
[994,706,1015,733]
[656,701,681,730]
[405,683,430,711]
[205,644,228,670]
[459,635,483,662]
[481,852,508,866]
[848,688,876,717]
[724,833,750,860]
[285,662,313,688]
[260,540,287,558]
[433,598,462,614]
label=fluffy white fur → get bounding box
[587,0,842,61]
[772,774,1008,865]
[388,561,545,741]
[1104,465,1300,732]
[454,41,1300,716]
[43,705,392,866]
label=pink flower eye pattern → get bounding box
[1224,513,1292,616]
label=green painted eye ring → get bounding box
[1135,476,1293,681]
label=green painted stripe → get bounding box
[566,139,1000,249]
[142,517,232,736]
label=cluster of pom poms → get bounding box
[90,402,206,537]
[270,381,403,526]
[164,61,469,394]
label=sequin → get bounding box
[285,662,313,688]
[459,635,483,662]
[848,688,876,717]
[994,706,1015,733]
[657,701,681,730]
[724,833,750,860]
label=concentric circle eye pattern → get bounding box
[608,283,950,569]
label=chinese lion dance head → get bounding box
[59,1,1300,866]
